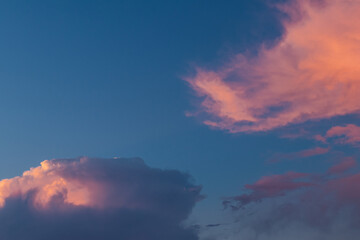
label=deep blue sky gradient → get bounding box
[0,0,341,225]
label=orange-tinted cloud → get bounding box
[186,0,360,132]
[0,158,95,209]
[0,157,202,240]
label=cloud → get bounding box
[186,0,360,133]
[268,146,330,163]
[0,157,202,240]
[223,171,313,209]
[221,157,360,240]
[325,124,360,145]
[327,157,357,174]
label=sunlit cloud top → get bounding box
[0,157,202,240]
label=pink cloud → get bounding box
[225,172,312,209]
[186,0,360,132]
[328,172,360,205]
[223,157,360,239]
[298,147,329,157]
[327,157,357,174]
[314,134,327,143]
[325,124,360,145]
[226,158,360,209]
[269,146,330,163]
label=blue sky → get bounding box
[1,1,360,239]
[0,0,293,225]
[0,0,285,183]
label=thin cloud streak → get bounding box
[268,146,330,163]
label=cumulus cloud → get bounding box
[0,157,202,240]
[221,157,360,240]
[186,0,360,132]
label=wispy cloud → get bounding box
[223,171,312,209]
[325,124,360,145]
[186,0,360,133]
[327,157,357,174]
[222,157,360,239]
[0,157,202,240]
[268,146,330,163]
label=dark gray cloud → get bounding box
[0,157,202,240]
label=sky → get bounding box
[0,0,360,239]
